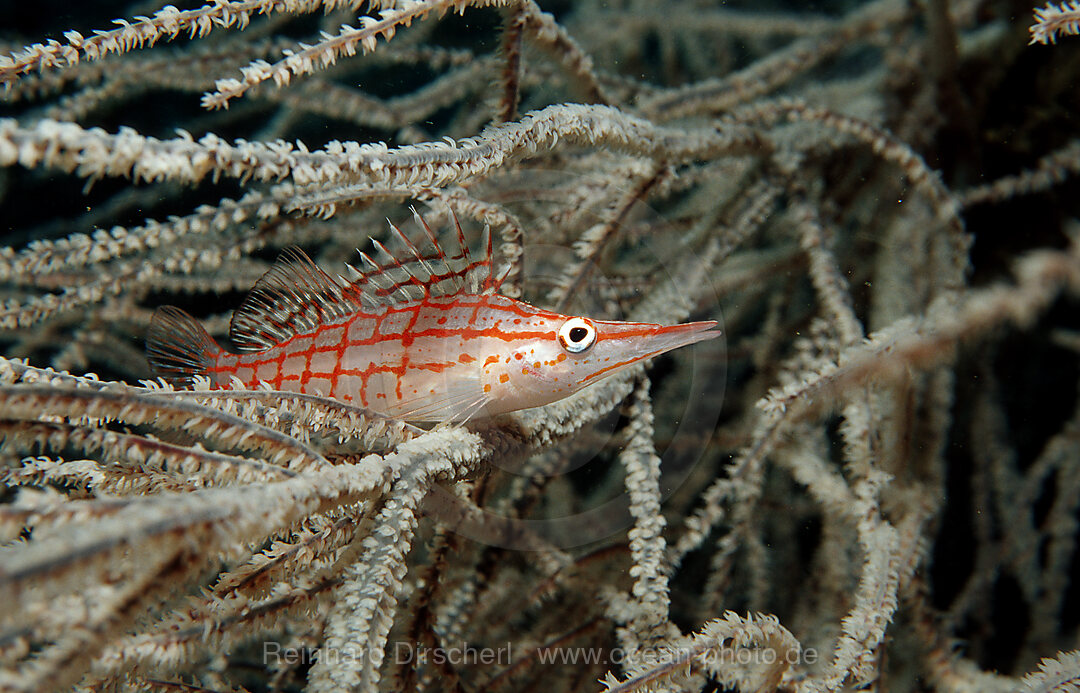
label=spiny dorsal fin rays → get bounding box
[411,207,444,258]
[230,214,502,352]
[367,235,429,302]
[480,223,495,293]
[493,261,512,291]
[452,209,471,267]
[369,237,399,268]
[229,247,361,352]
[409,206,452,283]
[340,211,498,304]
[369,236,420,302]
[388,217,435,282]
[357,251,381,274]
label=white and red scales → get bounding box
[147,213,718,423]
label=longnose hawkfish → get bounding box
[147,213,719,423]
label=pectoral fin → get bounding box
[383,373,491,425]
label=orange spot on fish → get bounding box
[483,384,492,393]
[458,353,475,363]
[499,373,509,383]
[533,362,541,369]
[437,316,447,324]
[484,355,499,367]
[556,354,566,363]
[514,353,523,360]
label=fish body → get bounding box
[147,216,718,423]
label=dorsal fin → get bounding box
[342,209,501,305]
[229,212,503,352]
[230,247,362,352]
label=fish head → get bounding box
[481,314,719,414]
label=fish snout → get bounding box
[598,319,719,356]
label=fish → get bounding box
[146,213,719,423]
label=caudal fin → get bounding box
[146,306,224,387]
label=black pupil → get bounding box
[569,327,589,343]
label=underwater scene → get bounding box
[2,1,1080,691]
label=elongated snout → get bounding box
[577,319,719,385]
[596,319,719,354]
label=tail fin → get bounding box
[146,306,224,387]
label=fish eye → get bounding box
[557,317,596,354]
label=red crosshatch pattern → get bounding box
[207,293,562,411]
[148,229,719,423]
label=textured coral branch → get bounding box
[0,104,759,189]
[0,1,351,83]
[202,0,515,109]
[1030,2,1080,44]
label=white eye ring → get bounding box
[558,317,596,354]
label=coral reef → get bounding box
[1,1,1080,691]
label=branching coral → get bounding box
[2,1,1080,691]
